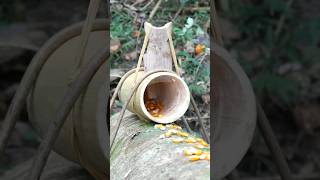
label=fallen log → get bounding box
[110,112,210,180]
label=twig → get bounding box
[123,3,138,11]
[75,0,101,69]
[184,116,210,121]
[135,21,144,53]
[194,52,209,76]
[183,7,210,11]
[165,7,210,12]
[123,7,138,18]
[181,116,192,133]
[211,1,224,46]
[173,4,184,21]
[190,95,210,143]
[203,19,210,33]
[147,0,163,22]
[275,0,295,39]
[257,100,293,180]
[139,0,155,11]
[26,48,107,180]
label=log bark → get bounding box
[0,152,93,180]
[110,112,210,180]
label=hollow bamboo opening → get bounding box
[140,74,190,123]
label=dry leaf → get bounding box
[201,94,210,104]
[124,51,137,61]
[110,38,121,53]
[131,31,141,38]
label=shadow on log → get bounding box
[110,112,210,180]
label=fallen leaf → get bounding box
[110,38,121,53]
[124,51,137,61]
[131,31,141,38]
[201,94,210,104]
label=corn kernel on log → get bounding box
[177,131,189,137]
[184,137,197,143]
[165,132,172,138]
[172,138,184,144]
[189,155,200,161]
[183,149,193,156]
[111,112,210,180]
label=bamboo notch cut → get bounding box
[134,22,180,83]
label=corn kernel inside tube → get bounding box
[144,91,163,118]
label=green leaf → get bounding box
[185,17,194,29]
[189,84,205,95]
[196,26,204,35]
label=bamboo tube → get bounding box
[119,70,190,123]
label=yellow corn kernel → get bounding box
[199,154,206,160]
[172,138,183,144]
[166,124,174,129]
[173,125,182,130]
[199,140,209,147]
[177,131,189,137]
[190,148,202,155]
[194,144,206,149]
[168,129,178,134]
[184,137,196,143]
[189,155,200,161]
[154,124,163,129]
[183,149,192,156]
[200,152,210,160]
[205,154,210,160]
[165,132,172,138]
